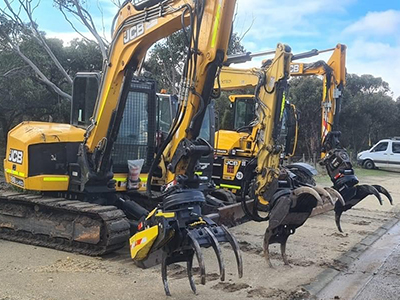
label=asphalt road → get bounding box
[354,237,400,299]
[317,220,400,300]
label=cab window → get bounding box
[392,142,400,154]
[372,142,388,152]
[234,98,255,129]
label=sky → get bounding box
[16,0,400,99]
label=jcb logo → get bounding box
[225,160,239,166]
[123,23,144,44]
[8,149,23,164]
[290,64,300,74]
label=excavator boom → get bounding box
[2,1,241,295]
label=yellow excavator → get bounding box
[2,0,244,294]
[212,47,346,194]
[1,0,392,294]
[212,44,392,238]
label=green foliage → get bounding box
[0,28,102,143]
[339,76,400,153]
[289,73,400,159]
[288,76,323,158]
[144,31,246,93]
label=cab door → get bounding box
[389,141,400,169]
[369,141,389,168]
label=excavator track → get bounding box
[0,191,130,256]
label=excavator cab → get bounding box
[213,93,298,194]
[70,73,159,191]
[233,95,256,133]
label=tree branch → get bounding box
[56,0,108,61]
[16,0,73,84]
[0,27,71,100]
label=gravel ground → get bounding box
[0,170,399,300]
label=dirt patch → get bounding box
[0,171,399,300]
[212,282,250,292]
[329,232,349,238]
[288,288,311,300]
[352,220,371,226]
[236,240,264,256]
[168,265,220,282]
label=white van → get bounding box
[357,138,400,169]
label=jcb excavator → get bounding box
[212,44,392,251]
[2,0,244,295]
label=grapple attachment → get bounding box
[334,184,393,232]
[130,190,243,296]
[262,183,344,267]
[321,132,393,233]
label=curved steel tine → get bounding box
[263,227,274,268]
[324,187,345,206]
[204,227,225,281]
[359,184,382,205]
[335,211,344,233]
[161,253,171,296]
[281,235,290,266]
[372,185,393,205]
[221,225,243,278]
[187,230,206,285]
[313,185,334,205]
[187,252,197,294]
[293,186,323,205]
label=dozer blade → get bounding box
[0,191,130,255]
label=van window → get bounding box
[392,142,400,154]
[372,142,388,152]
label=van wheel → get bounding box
[363,160,375,169]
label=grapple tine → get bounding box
[161,253,171,296]
[263,228,274,268]
[372,185,393,205]
[313,186,334,205]
[324,186,345,206]
[358,184,382,205]
[335,210,344,233]
[293,186,323,205]
[187,253,197,294]
[280,236,290,266]
[221,225,243,278]
[204,227,225,281]
[187,230,206,285]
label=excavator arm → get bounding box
[112,0,243,296]
[289,44,393,231]
[75,0,195,191]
